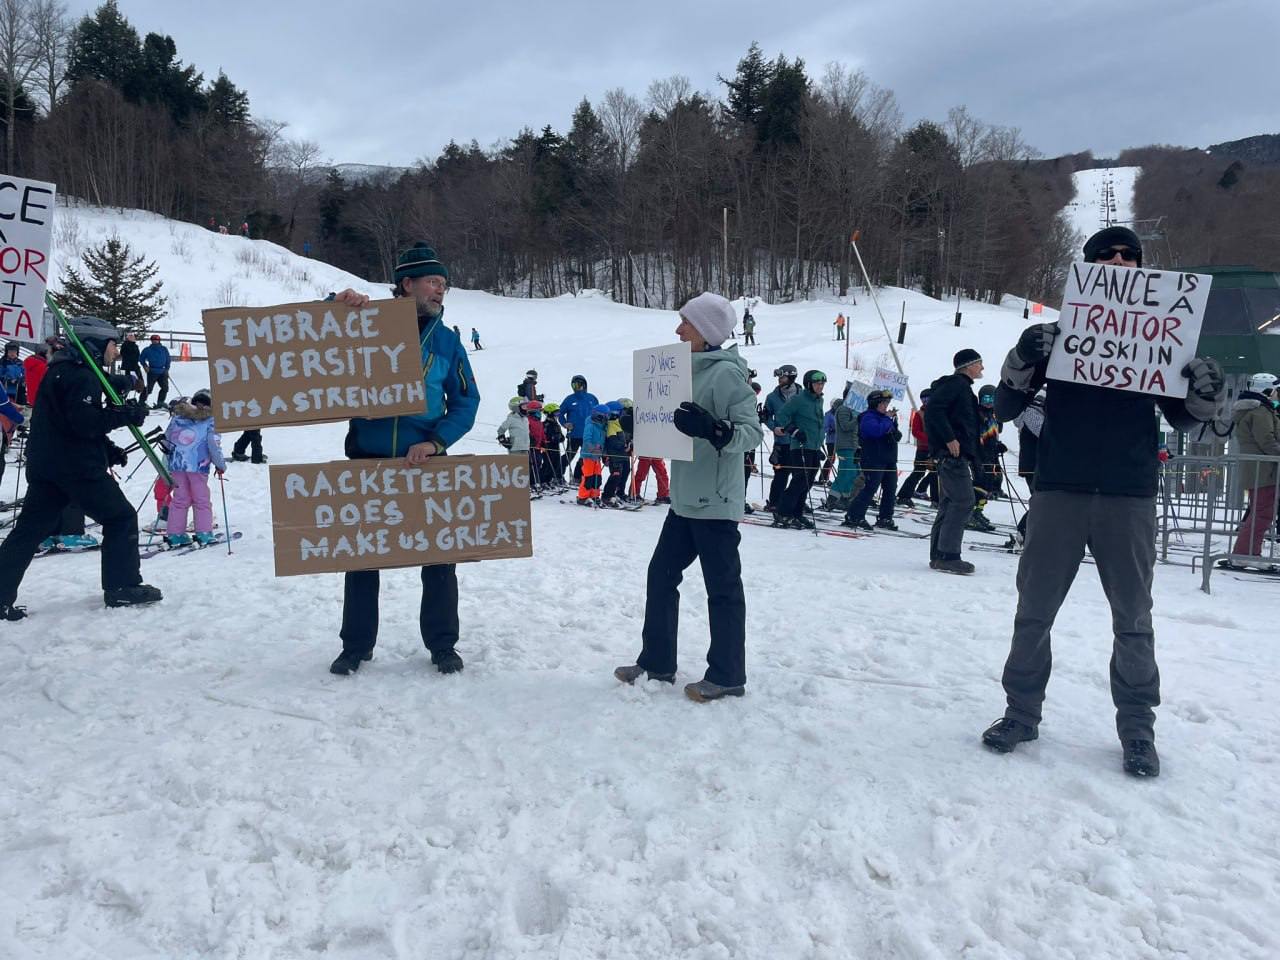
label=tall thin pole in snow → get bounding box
[850,236,918,414]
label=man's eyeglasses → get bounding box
[1094,246,1138,262]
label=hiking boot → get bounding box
[875,519,898,531]
[104,584,163,608]
[842,518,873,531]
[982,717,1038,753]
[1122,739,1160,778]
[432,650,464,674]
[0,602,27,621]
[165,533,192,547]
[329,650,372,675]
[685,679,746,702]
[934,555,975,575]
[614,663,675,685]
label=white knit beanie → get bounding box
[680,292,735,347]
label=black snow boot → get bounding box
[614,663,675,684]
[1122,740,1160,778]
[0,602,27,621]
[231,452,249,462]
[104,584,163,608]
[329,650,372,675]
[842,518,873,531]
[982,717,1038,753]
[934,554,975,575]
[791,515,816,530]
[875,519,899,531]
[433,650,464,674]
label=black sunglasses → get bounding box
[1095,246,1138,262]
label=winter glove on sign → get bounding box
[674,402,735,450]
[1014,322,1059,367]
[1182,357,1225,421]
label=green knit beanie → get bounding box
[394,242,449,283]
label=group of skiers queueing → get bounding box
[493,369,672,508]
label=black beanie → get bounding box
[1083,226,1142,267]
[394,242,449,284]
[953,348,982,371]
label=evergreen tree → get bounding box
[205,71,249,128]
[137,32,205,122]
[59,236,167,335]
[720,42,772,129]
[758,55,808,147]
[66,0,140,93]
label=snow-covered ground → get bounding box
[1064,166,1141,242]
[0,205,1276,959]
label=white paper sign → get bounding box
[633,340,693,461]
[872,366,910,402]
[1048,261,1211,397]
[844,379,873,414]
[0,173,55,342]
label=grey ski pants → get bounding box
[1001,490,1160,741]
[930,456,975,558]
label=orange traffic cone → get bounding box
[180,342,192,361]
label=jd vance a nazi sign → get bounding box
[0,173,55,341]
[1047,262,1211,398]
[202,297,426,430]
[269,454,534,577]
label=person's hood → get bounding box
[171,401,213,421]
[1233,392,1268,418]
[691,342,750,377]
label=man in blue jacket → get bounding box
[326,242,480,677]
[559,374,598,483]
[139,334,171,409]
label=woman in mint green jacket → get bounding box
[615,293,763,703]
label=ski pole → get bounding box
[219,472,233,555]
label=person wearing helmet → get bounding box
[842,389,902,530]
[0,324,158,618]
[615,292,763,702]
[497,396,531,454]
[577,403,609,505]
[541,401,565,486]
[1225,373,1280,564]
[896,388,936,507]
[326,242,481,678]
[968,383,1006,533]
[139,333,172,410]
[560,374,599,483]
[982,226,1227,777]
[521,400,549,490]
[517,369,541,403]
[773,370,828,529]
[601,401,633,505]
[763,364,799,510]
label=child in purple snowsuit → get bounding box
[164,390,226,546]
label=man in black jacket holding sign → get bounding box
[981,227,1224,778]
[0,325,160,618]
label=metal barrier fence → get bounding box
[1159,453,1280,593]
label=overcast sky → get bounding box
[73,0,1278,168]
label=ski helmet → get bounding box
[618,397,634,409]
[606,400,623,417]
[590,403,610,422]
[571,374,588,390]
[773,364,798,379]
[521,400,544,414]
[1247,373,1279,395]
[542,402,560,415]
[192,388,212,407]
[867,389,892,407]
[508,396,523,411]
[978,384,997,406]
[525,369,538,380]
[803,369,828,390]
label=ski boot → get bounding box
[59,534,98,549]
[192,532,219,546]
[841,518,874,531]
[231,452,250,462]
[37,536,57,552]
[104,584,163,608]
[165,533,193,548]
[874,519,899,531]
[0,601,28,621]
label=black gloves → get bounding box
[121,399,149,427]
[996,441,1008,455]
[673,401,735,450]
[1015,322,1059,366]
[106,441,127,468]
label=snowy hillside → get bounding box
[1,205,1276,959]
[1063,166,1140,241]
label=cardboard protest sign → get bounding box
[843,379,872,414]
[633,340,693,461]
[268,454,533,577]
[0,173,55,341]
[872,366,910,402]
[1048,262,1211,397]
[202,297,425,430]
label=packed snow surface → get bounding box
[1064,166,1140,242]
[0,204,1275,958]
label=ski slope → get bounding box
[1064,166,1141,242]
[0,204,1276,959]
